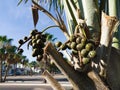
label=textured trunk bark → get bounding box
[43,70,65,90]
[82,0,100,41]
[45,42,109,90]
[99,12,120,90]
[3,64,10,82]
[0,59,2,82]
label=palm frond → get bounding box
[17,0,23,6]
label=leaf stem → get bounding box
[41,25,60,33]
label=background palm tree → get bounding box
[3,46,23,81]
[0,36,13,82]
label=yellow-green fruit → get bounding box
[82,57,90,64]
[81,38,87,43]
[32,39,37,44]
[55,41,62,47]
[35,34,41,39]
[113,37,119,43]
[36,39,41,44]
[32,43,38,49]
[69,35,76,42]
[112,43,119,49]
[76,37,81,44]
[85,43,94,51]
[72,49,78,54]
[37,55,43,62]
[30,29,38,36]
[32,49,39,57]
[80,49,88,57]
[32,36,35,39]
[88,50,96,58]
[37,39,45,48]
[76,43,84,51]
[70,42,76,49]
[32,48,43,57]
[67,42,71,49]
[60,44,67,50]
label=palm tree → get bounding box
[3,46,21,81]
[21,56,30,75]
[19,0,120,89]
[0,36,13,82]
[0,48,5,82]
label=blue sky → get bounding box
[0,0,66,62]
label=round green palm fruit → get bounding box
[38,49,44,54]
[32,39,37,44]
[81,38,87,44]
[112,37,119,43]
[42,34,47,39]
[32,48,43,57]
[35,34,41,39]
[32,35,36,39]
[76,43,84,51]
[88,50,96,58]
[30,29,38,36]
[41,37,46,42]
[18,39,24,45]
[69,35,76,42]
[60,44,67,50]
[80,49,88,57]
[18,49,24,54]
[82,57,90,64]
[85,43,94,51]
[55,41,62,48]
[72,49,78,55]
[37,55,43,62]
[32,49,39,57]
[36,39,41,44]
[37,39,45,48]
[70,42,76,49]
[76,37,81,44]
[24,36,28,40]
[67,42,71,49]
[32,43,38,49]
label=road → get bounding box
[0,83,53,90]
[0,75,73,90]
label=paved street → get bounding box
[0,84,53,90]
[0,75,73,90]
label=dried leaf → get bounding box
[32,5,39,28]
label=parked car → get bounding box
[2,71,5,76]
[10,68,23,76]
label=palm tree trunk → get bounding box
[45,42,109,90]
[98,12,120,90]
[14,64,16,76]
[3,64,10,82]
[82,0,100,41]
[43,70,65,90]
[0,59,2,82]
[109,0,120,49]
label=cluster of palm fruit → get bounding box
[55,35,97,65]
[18,29,47,62]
